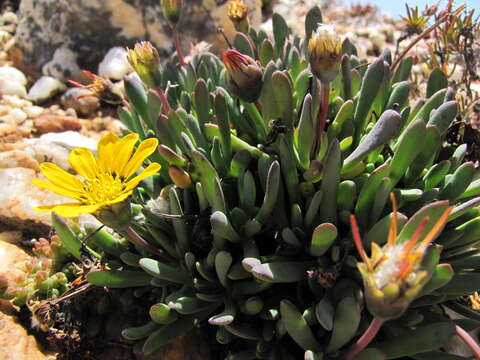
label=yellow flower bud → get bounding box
[308,24,342,83]
[228,0,249,33]
[221,49,263,102]
[127,41,162,88]
[161,0,183,24]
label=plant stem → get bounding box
[172,24,185,67]
[455,325,480,359]
[156,87,171,114]
[343,317,384,360]
[313,80,330,156]
[124,225,165,258]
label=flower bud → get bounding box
[127,41,162,88]
[221,49,263,102]
[161,0,183,24]
[168,166,192,189]
[228,0,249,33]
[95,199,132,230]
[308,24,342,83]
[350,194,452,321]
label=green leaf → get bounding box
[426,68,448,98]
[326,296,360,352]
[139,258,192,285]
[251,261,313,283]
[87,270,152,288]
[310,223,337,256]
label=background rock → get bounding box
[14,0,262,81]
[27,76,66,103]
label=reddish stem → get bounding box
[156,87,171,114]
[313,80,330,156]
[455,325,480,359]
[343,317,384,360]
[172,24,185,67]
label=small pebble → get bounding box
[27,76,67,103]
[24,106,44,118]
[9,108,27,124]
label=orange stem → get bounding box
[350,215,372,271]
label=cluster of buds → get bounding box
[307,24,342,83]
[69,70,122,104]
[127,41,162,88]
[221,49,263,102]
[228,0,250,33]
[350,194,452,320]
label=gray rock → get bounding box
[27,76,66,103]
[14,0,262,80]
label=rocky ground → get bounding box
[0,0,478,359]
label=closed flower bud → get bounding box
[95,199,132,230]
[168,166,192,189]
[308,24,342,83]
[228,0,249,33]
[127,41,162,88]
[161,0,183,24]
[221,49,263,102]
[350,194,452,321]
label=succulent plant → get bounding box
[43,5,480,359]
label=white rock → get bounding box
[2,11,18,24]
[24,105,44,118]
[8,108,28,124]
[26,131,97,170]
[0,78,27,98]
[42,46,81,81]
[0,105,11,116]
[27,76,67,103]
[2,95,31,107]
[98,47,132,80]
[0,66,27,86]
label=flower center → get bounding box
[81,173,125,205]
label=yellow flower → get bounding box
[127,41,162,88]
[308,23,342,83]
[228,0,249,33]
[33,132,161,218]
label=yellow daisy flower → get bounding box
[33,132,161,218]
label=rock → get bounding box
[23,106,44,118]
[0,308,56,360]
[0,231,23,244]
[8,108,27,124]
[0,78,27,97]
[98,47,132,80]
[61,87,99,117]
[33,114,81,134]
[0,168,67,234]
[2,95,32,108]
[2,12,19,25]
[0,150,40,171]
[27,131,97,170]
[14,0,262,80]
[0,123,17,137]
[27,76,66,103]
[0,66,27,86]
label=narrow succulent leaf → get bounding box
[280,300,322,351]
[87,270,152,288]
[169,187,189,254]
[305,190,323,228]
[310,223,337,256]
[150,303,178,324]
[418,264,454,297]
[439,162,474,201]
[251,261,313,283]
[273,13,290,56]
[355,348,386,360]
[255,160,281,223]
[450,144,468,172]
[260,39,275,67]
[427,101,458,136]
[122,321,160,340]
[363,212,408,249]
[305,6,323,43]
[319,140,341,224]
[385,81,410,110]
[170,296,213,314]
[426,68,448,98]
[297,94,314,169]
[375,322,456,359]
[423,160,451,191]
[209,300,236,325]
[139,258,192,285]
[279,136,300,205]
[412,88,447,122]
[211,211,242,243]
[326,296,360,352]
[337,180,356,211]
[215,250,233,288]
[391,56,413,84]
[225,324,262,340]
[234,33,255,58]
[341,55,352,100]
[272,71,294,131]
[315,296,334,331]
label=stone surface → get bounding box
[0,77,27,97]
[27,76,66,103]
[60,87,100,117]
[14,0,262,80]
[98,47,132,80]
[0,167,67,234]
[0,149,39,171]
[33,114,81,134]
[0,65,27,85]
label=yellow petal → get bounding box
[124,163,161,191]
[122,138,159,179]
[112,133,139,176]
[104,191,132,205]
[39,162,85,190]
[35,202,101,217]
[68,148,98,180]
[32,179,84,200]
[97,132,119,172]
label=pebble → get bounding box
[0,78,27,98]
[8,108,27,124]
[23,106,44,118]
[60,87,100,117]
[98,47,132,80]
[27,76,67,103]
[0,66,27,86]
[33,114,81,134]
[2,95,31,108]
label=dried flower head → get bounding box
[221,49,263,102]
[69,71,122,105]
[350,194,452,320]
[308,24,342,83]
